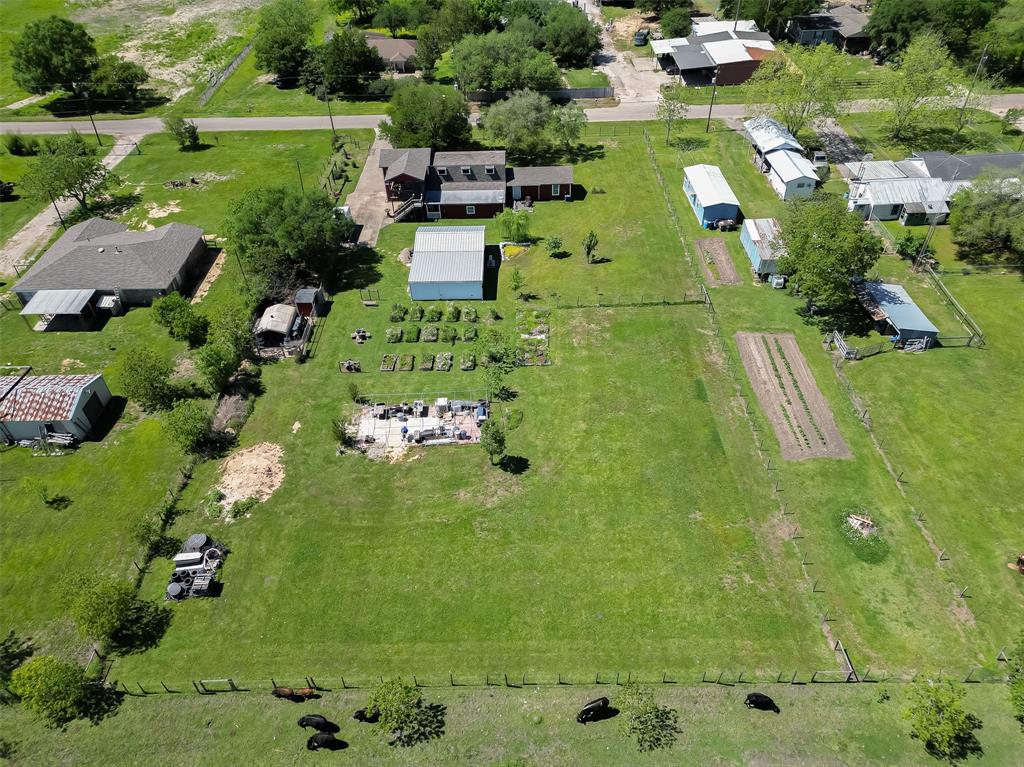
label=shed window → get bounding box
[461,166,471,175]
[466,205,476,215]
[551,184,560,196]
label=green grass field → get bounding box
[837,109,1020,161]
[563,67,610,89]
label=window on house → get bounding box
[437,166,448,176]
[551,184,560,196]
[461,166,471,175]
[466,205,476,215]
[485,165,496,175]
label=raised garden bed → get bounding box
[419,354,435,371]
[422,324,439,342]
[398,354,415,371]
[460,353,476,371]
[440,325,459,344]
[409,305,424,321]
[404,324,421,342]
[436,352,453,371]
[463,306,478,323]
[390,303,408,322]
[445,303,461,322]
[385,327,403,343]
[425,306,443,322]
[380,354,398,372]
[463,326,478,342]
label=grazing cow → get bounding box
[298,715,333,732]
[353,706,380,723]
[306,732,336,751]
[744,692,780,713]
[576,697,610,724]
[272,686,319,702]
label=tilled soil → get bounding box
[696,238,741,285]
[736,332,851,460]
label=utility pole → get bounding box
[706,77,718,133]
[733,0,742,32]
[48,192,66,230]
[296,159,305,194]
[84,91,102,146]
[957,43,988,134]
[320,81,336,137]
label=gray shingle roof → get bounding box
[507,166,573,186]
[380,147,432,181]
[14,219,204,294]
[410,226,485,284]
[432,150,506,167]
[915,151,1024,182]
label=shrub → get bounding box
[903,678,982,762]
[347,381,361,402]
[163,399,213,455]
[445,303,461,322]
[409,304,424,321]
[9,656,89,727]
[617,683,681,752]
[67,577,136,641]
[2,133,40,156]
[390,303,408,322]
[367,77,400,99]
[121,346,173,411]
[425,306,443,322]
[385,326,403,343]
[365,679,445,747]
[487,308,500,321]
[163,116,200,150]
[462,306,478,322]
[228,497,258,518]
[463,326,478,342]
[422,325,439,342]
[440,325,458,344]
[404,324,421,342]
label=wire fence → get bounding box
[197,42,254,107]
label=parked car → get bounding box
[808,149,828,169]
[633,29,649,46]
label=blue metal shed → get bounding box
[863,282,939,342]
[740,218,783,277]
[683,164,741,227]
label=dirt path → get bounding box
[813,118,864,165]
[736,332,851,460]
[0,133,146,276]
[696,238,741,285]
[344,133,389,247]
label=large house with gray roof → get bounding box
[379,148,572,222]
[14,218,206,327]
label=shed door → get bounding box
[82,393,104,423]
[512,186,523,201]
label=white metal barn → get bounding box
[408,226,486,300]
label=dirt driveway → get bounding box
[576,0,670,102]
[344,134,389,247]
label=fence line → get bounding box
[919,262,985,346]
[554,292,704,309]
[197,42,254,107]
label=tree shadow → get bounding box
[568,144,605,163]
[589,256,612,265]
[389,702,446,747]
[80,684,124,725]
[920,714,984,763]
[43,495,73,511]
[108,600,172,655]
[321,245,383,293]
[40,91,167,118]
[63,192,142,228]
[498,455,530,474]
[798,297,876,336]
[670,135,710,152]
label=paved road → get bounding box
[4,94,1022,136]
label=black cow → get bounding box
[353,706,380,724]
[744,692,780,713]
[576,697,610,724]
[306,731,346,751]
[298,715,339,733]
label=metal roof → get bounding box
[768,150,818,183]
[426,188,506,204]
[744,117,803,154]
[704,38,775,65]
[0,374,103,423]
[842,159,930,181]
[855,178,950,207]
[410,226,485,284]
[506,166,573,186]
[652,37,687,55]
[743,218,782,252]
[254,304,297,336]
[684,164,740,207]
[692,19,760,35]
[864,283,939,335]
[19,289,95,316]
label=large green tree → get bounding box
[867,0,999,62]
[9,656,89,727]
[451,31,561,92]
[331,0,381,20]
[121,345,174,411]
[482,89,553,159]
[980,0,1024,84]
[948,169,1024,267]
[21,132,118,212]
[659,7,692,39]
[254,0,315,80]
[903,678,982,762]
[745,43,848,138]
[543,4,601,67]
[302,27,385,95]
[67,577,136,642]
[778,193,883,316]
[12,16,97,95]
[550,102,587,151]
[874,32,961,140]
[717,0,817,38]
[373,1,409,38]
[163,399,213,454]
[380,81,472,149]
[617,683,681,752]
[639,0,693,16]
[365,679,445,746]
[89,55,149,102]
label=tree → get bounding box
[745,43,847,138]
[451,31,561,92]
[545,236,563,257]
[948,169,1024,267]
[163,115,200,150]
[638,0,693,15]
[550,102,586,153]
[152,293,209,347]
[894,230,934,262]
[67,577,136,642]
[980,0,1024,85]
[543,4,601,67]
[302,27,385,95]
[659,7,692,39]
[867,0,997,63]
[374,1,409,38]
[254,0,315,80]
[875,32,960,140]
[1009,629,1024,730]
[120,345,173,411]
[163,399,213,454]
[582,230,599,264]
[380,81,472,149]
[11,16,97,95]
[480,419,506,464]
[617,683,681,752]
[21,131,118,212]
[0,630,34,703]
[331,0,382,21]
[508,268,526,299]
[89,55,148,102]
[480,328,518,399]
[9,656,89,727]
[717,0,817,39]
[482,90,553,160]
[497,209,531,242]
[778,193,883,316]
[904,678,982,762]
[656,86,689,144]
[195,341,240,394]
[365,679,445,746]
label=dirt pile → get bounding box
[218,442,285,506]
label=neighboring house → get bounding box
[740,218,783,278]
[683,164,741,227]
[366,32,418,72]
[652,21,776,85]
[787,6,870,53]
[847,177,951,223]
[912,150,1024,183]
[379,149,573,222]
[14,218,206,328]
[0,373,111,443]
[744,117,819,200]
[856,282,939,344]
[408,226,485,300]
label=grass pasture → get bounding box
[837,109,1020,161]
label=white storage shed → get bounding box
[408,226,485,300]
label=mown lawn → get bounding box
[564,67,610,89]
[2,681,1020,766]
[837,109,1019,160]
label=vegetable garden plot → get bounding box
[735,332,851,460]
[696,238,741,286]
